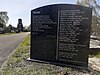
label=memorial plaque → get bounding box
[31,4,92,68]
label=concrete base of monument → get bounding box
[27,57,91,71]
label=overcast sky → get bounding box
[0,0,100,27]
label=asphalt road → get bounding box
[0,32,29,68]
[90,39,100,48]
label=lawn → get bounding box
[0,32,26,36]
[0,35,99,75]
[89,52,100,58]
[0,33,16,36]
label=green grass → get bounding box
[0,33,16,36]
[0,35,72,75]
[95,52,100,58]
[89,52,100,58]
[0,32,26,36]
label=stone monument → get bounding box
[30,4,92,69]
[17,19,23,32]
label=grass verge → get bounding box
[0,33,16,36]
[95,52,100,58]
[89,52,100,58]
[0,32,26,36]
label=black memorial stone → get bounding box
[30,4,92,69]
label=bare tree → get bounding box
[77,0,100,35]
[0,12,9,27]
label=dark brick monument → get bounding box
[17,19,23,32]
[30,4,92,69]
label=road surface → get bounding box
[0,32,29,68]
[89,39,100,72]
[90,39,100,48]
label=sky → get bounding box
[0,0,77,27]
[0,0,100,27]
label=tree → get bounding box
[77,0,100,36]
[8,24,12,32]
[0,12,9,27]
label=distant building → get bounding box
[17,19,23,32]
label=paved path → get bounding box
[89,57,100,72]
[90,39,100,48]
[89,39,100,72]
[0,33,29,68]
